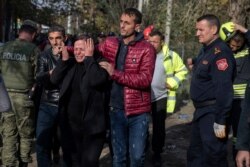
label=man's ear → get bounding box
[135,24,141,32]
[212,25,218,35]
[64,35,68,42]
[32,32,36,40]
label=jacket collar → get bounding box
[162,43,170,59]
[118,32,144,46]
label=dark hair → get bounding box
[48,25,65,37]
[149,29,165,41]
[123,8,142,24]
[98,32,106,38]
[108,32,116,36]
[197,14,220,34]
[19,25,37,34]
[75,34,91,41]
[231,32,245,44]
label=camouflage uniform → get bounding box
[0,38,40,166]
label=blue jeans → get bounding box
[36,103,59,167]
[109,108,149,167]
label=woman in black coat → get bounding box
[50,35,109,167]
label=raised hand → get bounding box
[61,42,69,61]
[233,23,248,33]
[84,38,94,57]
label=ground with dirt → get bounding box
[28,100,236,167]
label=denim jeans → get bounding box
[109,108,149,167]
[36,103,59,167]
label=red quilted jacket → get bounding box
[97,34,156,116]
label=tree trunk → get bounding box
[228,0,249,26]
[4,0,12,42]
[138,0,143,12]
[165,0,173,45]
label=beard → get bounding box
[120,31,136,39]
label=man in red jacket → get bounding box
[98,7,156,167]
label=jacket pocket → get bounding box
[197,64,210,80]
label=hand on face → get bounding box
[52,41,69,60]
[52,41,65,56]
[84,38,94,57]
[61,43,69,61]
[74,38,94,63]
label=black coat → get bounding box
[50,55,110,135]
[236,80,250,150]
[36,48,60,105]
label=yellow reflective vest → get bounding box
[162,44,188,113]
[233,48,250,99]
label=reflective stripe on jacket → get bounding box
[233,48,250,99]
[162,44,188,113]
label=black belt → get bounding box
[193,100,216,108]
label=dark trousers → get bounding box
[36,103,59,167]
[151,97,167,154]
[230,99,244,160]
[187,112,228,167]
[60,123,105,167]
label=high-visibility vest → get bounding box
[162,44,188,113]
[233,48,250,99]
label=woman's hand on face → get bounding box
[85,38,94,57]
[61,43,70,61]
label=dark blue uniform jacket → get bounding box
[190,38,236,125]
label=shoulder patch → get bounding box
[216,58,228,71]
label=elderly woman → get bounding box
[50,35,109,167]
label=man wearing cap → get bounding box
[0,19,40,167]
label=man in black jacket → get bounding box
[35,25,66,167]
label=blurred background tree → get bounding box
[0,0,249,60]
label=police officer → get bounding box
[0,20,40,167]
[186,14,235,167]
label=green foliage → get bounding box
[142,0,233,59]
[7,0,248,48]
[95,0,138,33]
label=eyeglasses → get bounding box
[148,40,161,44]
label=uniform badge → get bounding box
[216,58,228,71]
[214,47,221,54]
